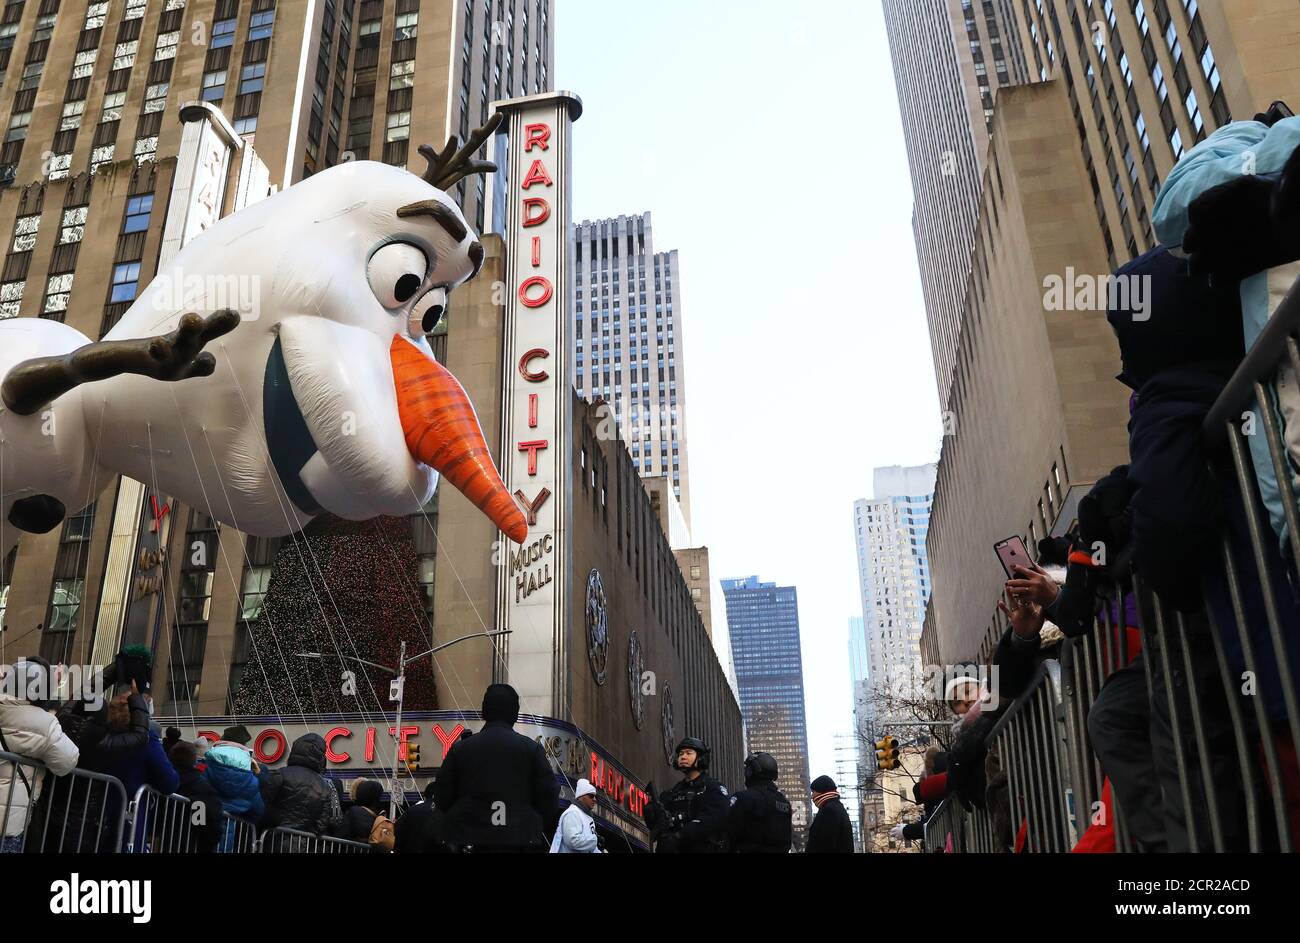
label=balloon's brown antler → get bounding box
[1,309,240,415]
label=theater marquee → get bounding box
[492,92,583,718]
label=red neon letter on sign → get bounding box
[519,348,550,382]
[254,728,286,764]
[518,440,549,475]
[524,123,551,152]
[324,727,351,763]
[433,723,466,759]
[522,197,550,227]
[521,159,553,189]
[518,275,553,308]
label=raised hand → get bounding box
[2,309,240,415]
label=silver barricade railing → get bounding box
[260,824,371,854]
[922,797,956,853]
[219,812,261,853]
[0,749,128,853]
[985,659,1073,853]
[125,784,197,853]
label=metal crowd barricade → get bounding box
[260,825,371,853]
[218,812,261,853]
[125,785,198,853]
[983,660,1074,853]
[0,750,128,853]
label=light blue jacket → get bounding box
[1152,117,1300,546]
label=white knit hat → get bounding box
[574,778,598,799]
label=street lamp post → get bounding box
[297,629,511,818]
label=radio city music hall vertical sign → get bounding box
[493,92,583,716]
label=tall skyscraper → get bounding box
[882,0,1028,404]
[886,0,1299,664]
[853,464,936,706]
[721,574,813,848]
[571,211,691,524]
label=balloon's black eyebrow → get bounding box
[396,200,468,243]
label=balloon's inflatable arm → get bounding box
[1,309,239,415]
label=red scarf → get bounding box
[812,790,839,808]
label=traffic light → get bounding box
[405,742,421,772]
[875,736,900,771]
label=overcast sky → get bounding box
[557,0,943,784]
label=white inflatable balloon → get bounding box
[0,155,527,556]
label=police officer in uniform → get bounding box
[726,752,793,853]
[643,737,730,853]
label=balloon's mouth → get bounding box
[263,336,323,516]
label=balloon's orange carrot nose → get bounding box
[390,336,527,544]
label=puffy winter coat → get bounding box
[260,733,339,835]
[204,745,265,820]
[0,689,79,837]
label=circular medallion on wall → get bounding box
[661,681,676,766]
[585,568,608,685]
[628,629,645,730]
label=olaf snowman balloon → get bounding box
[0,114,527,556]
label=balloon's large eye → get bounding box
[367,242,428,308]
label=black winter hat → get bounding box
[481,683,520,724]
[810,775,836,793]
[222,725,252,744]
[354,779,385,811]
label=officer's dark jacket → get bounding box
[644,774,729,853]
[726,780,792,853]
[434,721,560,851]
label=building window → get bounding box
[233,115,258,135]
[358,18,380,48]
[239,63,266,95]
[134,136,159,164]
[101,91,127,122]
[46,578,85,633]
[395,12,418,40]
[154,31,179,61]
[12,214,40,252]
[91,145,115,172]
[0,280,23,319]
[124,0,148,20]
[84,2,109,29]
[0,24,16,51]
[113,41,139,71]
[6,111,31,143]
[73,50,98,80]
[110,262,141,303]
[123,194,153,233]
[0,549,13,630]
[44,274,75,316]
[201,69,227,101]
[239,567,272,621]
[59,207,88,244]
[33,14,56,42]
[19,63,44,91]
[211,18,237,49]
[385,111,411,142]
[144,83,169,113]
[390,59,415,90]
[248,10,276,41]
[60,100,86,132]
[46,154,71,181]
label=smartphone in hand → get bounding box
[994,535,1031,580]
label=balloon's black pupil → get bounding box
[395,273,421,303]
[422,303,445,333]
